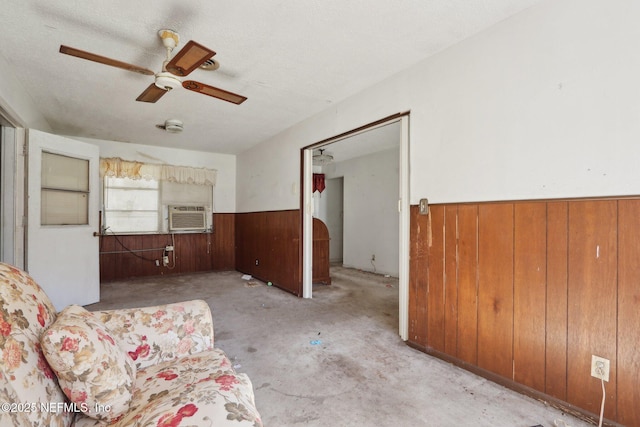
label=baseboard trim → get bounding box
[406,341,622,427]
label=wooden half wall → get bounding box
[100,210,331,297]
[235,210,301,295]
[100,213,235,281]
[408,199,640,426]
[234,210,331,295]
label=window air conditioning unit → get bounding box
[168,206,207,232]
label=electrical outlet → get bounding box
[162,256,169,266]
[255,259,259,266]
[419,198,429,215]
[591,355,610,382]
[371,254,375,261]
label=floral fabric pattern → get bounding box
[41,305,136,422]
[75,350,262,427]
[0,262,74,427]
[93,300,214,370]
[0,262,263,427]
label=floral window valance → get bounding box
[100,157,217,186]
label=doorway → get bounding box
[301,113,410,340]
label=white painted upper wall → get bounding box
[82,138,237,212]
[322,148,400,276]
[236,0,640,211]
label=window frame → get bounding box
[41,151,90,226]
[102,175,161,234]
[102,175,214,235]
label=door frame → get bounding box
[0,107,26,269]
[300,112,410,340]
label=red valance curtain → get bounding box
[313,173,326,193]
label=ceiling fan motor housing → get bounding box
[155,71,181,91]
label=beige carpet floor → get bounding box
[87,266,594,427]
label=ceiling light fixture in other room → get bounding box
[313,148,334,166]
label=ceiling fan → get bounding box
[59,29,247,105]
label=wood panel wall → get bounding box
[234,211,331,295]
[408,199,640,426]
[100,213,235,281]
[313,218,331,285]
[235,210,301,295]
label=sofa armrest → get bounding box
[91,299,214,370]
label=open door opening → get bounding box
[301,113,410,340]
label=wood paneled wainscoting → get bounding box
[100,213,235,282]
[235,210,302,295]
[408,199,640,426]
[235,210,331,295]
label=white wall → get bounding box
[79,138,237,212]
[319,149,399,276]
[237,0,640,212]
[317,177,344,263]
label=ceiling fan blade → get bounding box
[136,83,168,103]
[182,80,247,105]
[166,40,215,77]
[59,45,154,76]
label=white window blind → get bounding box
[103,176,159,233]
[100,158,215,234]
[41,152,89,225]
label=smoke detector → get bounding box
[156,119,184,133]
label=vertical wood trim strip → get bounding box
[477,203,514,378]
[616,200,640,426]
[545,202,569,401]
[456,204,479,364]
[567,200,617,419]
[444,205,459,356]
[409,206,429,345]
[513,202,547,391]
[427,205,445,352]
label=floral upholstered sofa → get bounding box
[0,263,263,426]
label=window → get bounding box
[103,176,159,233]
[100,158,216,234]
[41,152,89,225]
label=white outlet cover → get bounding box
[591,355,610,382]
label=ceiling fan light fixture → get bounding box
[313,149,334,165]
[158,29,179,50]
[154,71,181,91]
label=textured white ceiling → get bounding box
[0,0,542,154]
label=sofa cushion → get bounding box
[93,300,215,370]
[74,349,263,427]
[0,262,74,427]
[41,305,136,422]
